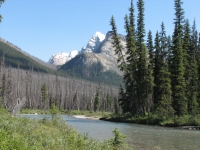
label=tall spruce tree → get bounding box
[171,0,187,116]
[123,1,138,114]
[146,30,154,114]
[147,31,154,69]
[154,23,174,117]
[153,32,161,107]
[136,0,150,116]
[187,20,199,115]
[172,34,187,116]
[110,0,138,114]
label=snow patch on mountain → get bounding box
[81,31,105,53]
[48,50,79,65]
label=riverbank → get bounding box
[0,109,130,150]
[20,109,110,119]
[100,114,200,128]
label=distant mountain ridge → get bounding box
[0,38,56,73]
[48,31,106,66]
[58,31,126,75]
[58,31,126,85]
[0,38,57,70]
[48,50,79,66]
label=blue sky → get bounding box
[0,0,199,62]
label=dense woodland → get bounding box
[111,0,200,119]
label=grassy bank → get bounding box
[0,109,130,150]
[100,113,200,127]
[20,109,200,127]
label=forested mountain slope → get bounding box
[0,38,56,73]
[59,53,123,86]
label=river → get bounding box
[19,114,200,150]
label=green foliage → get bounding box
[0,108,131,150]
[50,102,59,119]
[108,128,127,150]
[109,0,200,123]
[153,23,174,117]
[41,83,48,103]
[94,89,100,112]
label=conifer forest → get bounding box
[110,0,200,119]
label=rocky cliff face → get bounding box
[49,31,126,75]
[61,31,126,75]
[83,31,126,75]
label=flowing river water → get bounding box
[19,114,200,150]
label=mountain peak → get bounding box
[94,31,105,42]
[48,31,107,65]
[81,32,105,53]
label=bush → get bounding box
[0,108,130,150]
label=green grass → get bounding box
[1,109,130,150]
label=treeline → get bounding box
[111,0,200,118]
[0,57,119,112]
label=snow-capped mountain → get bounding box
[60,31,126,76]
[48,32,106,65]
[81,31,106,53]
[48,50,79,65]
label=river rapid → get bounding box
[19,114,200,150]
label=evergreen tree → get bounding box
[147,30,154,69]
[118,85,126,113]
[153,32,161,107]
[171,0,187,116]
[123,4,138,114]
[110,1,138,114]
[154,23,174,117]
[171,34,187,116]
[173,0,185,38]
[146,30,154,115]
[136,0,150,116]
[41,83,48,103]
[94,89,100,112]
[187,20,199,115]
[110,16,126,72]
